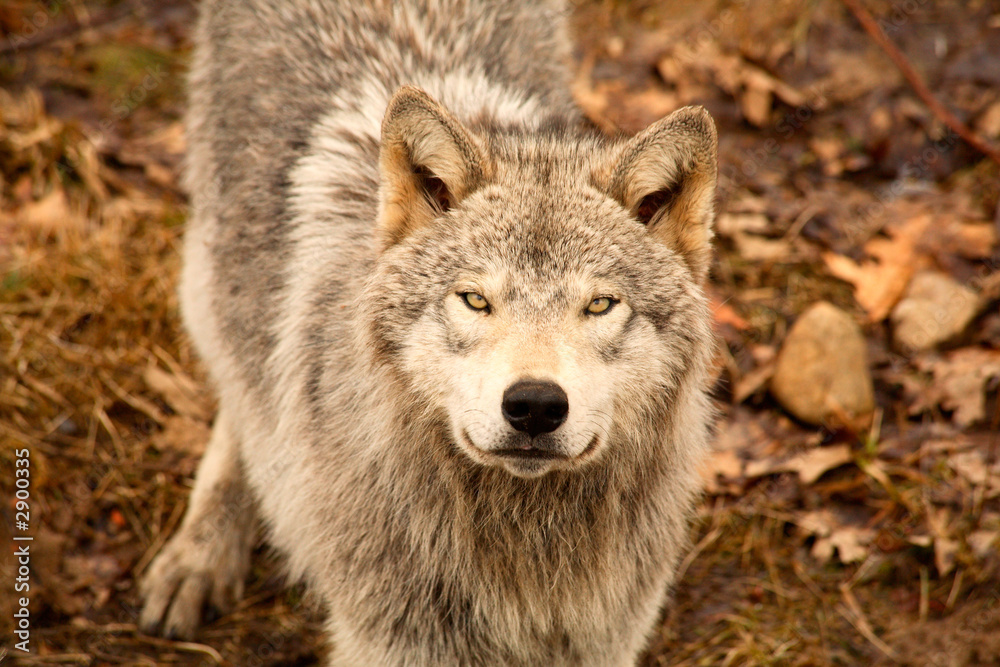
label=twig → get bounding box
[837,583,900,660]
[839,0,1000,167]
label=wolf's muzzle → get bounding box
[501,379,568,438]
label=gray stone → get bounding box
[770,301,875,426]
[891,271,979,352]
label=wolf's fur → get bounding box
[139,0,719,664]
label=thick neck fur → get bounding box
[301,357,705,662]
[360,356,694,578]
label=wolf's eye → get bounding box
[461,292,490,312]
[586,297,616,315]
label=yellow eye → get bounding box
[461,292,490,311]
[587,297,615,315]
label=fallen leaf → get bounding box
[151,415,211,456]
[709,54,806,127]
[15,188,88,233]
[976,99,1000,138]
[787,444,854,484]
[712,298,750,331]
[917,348,1000,428]
[746,444,853,484]
[824,214,932,322]
[797,510,873,564]
[797,509,837,538]
[950,450,1000,500]
[814,526,874,564]
[571,58,617,133]
[809,136,847,176]
[951,451,993,486]
[620,86,681,130]
[700,449,743,493]
[733,360,775,404]
[716,212,770,238]
[735,234,791,262]
[968,531,999,560]
[813,50,900,105]
[948,222,997,259]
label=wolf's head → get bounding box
[364,86,716,478]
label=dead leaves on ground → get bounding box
[911,349,1000,428]
[823,214,932,323]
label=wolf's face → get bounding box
[365,87,717,478]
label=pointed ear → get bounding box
[602,106,718,281]
[377,86,490,250]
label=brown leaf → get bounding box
[824,214,932,322]
[797,509,837,539]
[733,360,775,404]
[15,188,88,233]
[968,530,999,559]
[976,99,1000,139]
[712,297,749,331]
[787,444,855,484]
[571,58,617,134]
[151,415,211,456]
[700,449,743,493]
[746,444,853,484]
[716,212,770,238]
[796,510,873,564]
[812,51,900,105]
[734,233,791,262]
[950,450,1000,499]
[814,526,874,564]
[709,54,806,128]
[950,222,997,259]
[918,348,1000,428]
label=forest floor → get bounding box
[2,0,999,664]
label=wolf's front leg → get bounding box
[139,407,256,639]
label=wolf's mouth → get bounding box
[492,447,563,460]
[461,430,598,463]
[461,429,565,460]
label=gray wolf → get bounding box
[139,0,719,664]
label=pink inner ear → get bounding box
[635,185,679,226]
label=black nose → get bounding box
[501,380,569,438]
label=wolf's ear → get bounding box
[602,106,718,282]
[377,86,490,250]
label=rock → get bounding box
[891,271,979,352]
[770,301,875,427]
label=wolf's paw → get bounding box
[139,531,249,639]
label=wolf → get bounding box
[139,0,719,664]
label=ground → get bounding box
[1,0,999,665]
